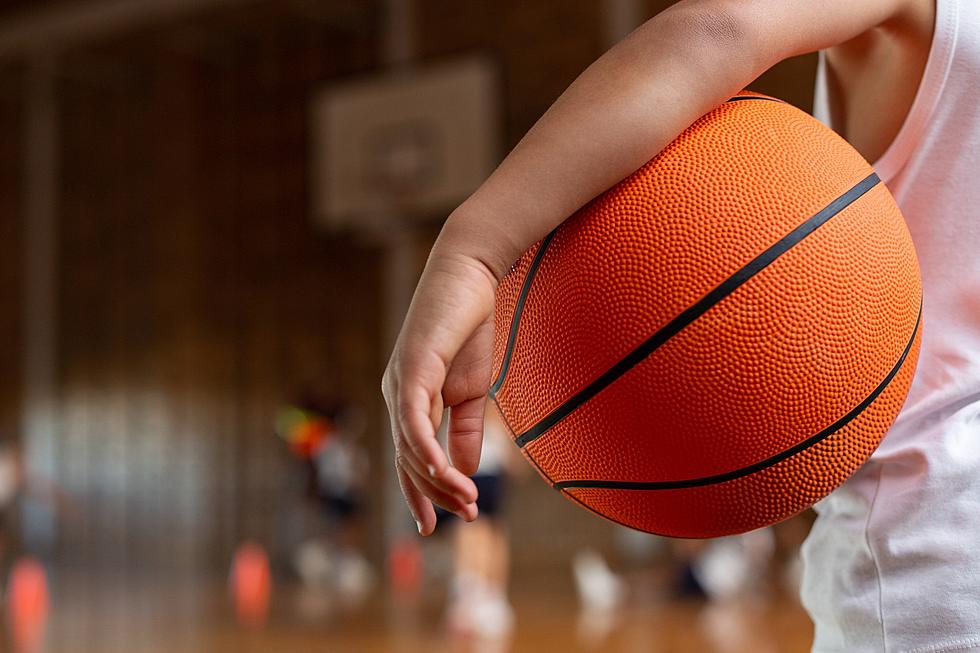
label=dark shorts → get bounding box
[436,474,506,524]
[319,493,359,522]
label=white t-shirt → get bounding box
[804,1,980,651]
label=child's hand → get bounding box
[382,218,507,536]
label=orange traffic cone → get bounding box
[5,556,49,653]
[230,541,271,629]
[388,534,423,602]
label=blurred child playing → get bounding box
[277,398,373,603]
[441,402,524,639]
[382,1,980,650]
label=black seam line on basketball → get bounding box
[726,96,786,103]
[490,230,557,396]
[493,395,559,484]
[553,302,921,491]
[514,172,881,449]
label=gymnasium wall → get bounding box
[0,63,23,445]
[0,0,818,575]
[49,3,386,571]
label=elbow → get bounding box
[681,4,745,47]
[652,1,769,77]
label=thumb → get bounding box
[448,395,487,476]
[443,312,496,476]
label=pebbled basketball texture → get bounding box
[489,92,922,538]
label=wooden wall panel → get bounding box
[0,63,23,442]
[52,4,385,571]
[416,0,603,151]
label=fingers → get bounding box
[447,395,487,476]
[396,464,435,535]
[392,375,478,497]
[442,314,496,476]
[396,399,477,501]
[402,460,477,521]
[386,372,479,537]
[396,383,449,474]
[396,454,477,537]
[397,436,478,505]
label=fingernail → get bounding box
[455,506,475,521]
[427,464,437,477]
[415,520,423,534]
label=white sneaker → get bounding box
[445,575,514,640]
[572,549,627,613]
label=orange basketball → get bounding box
[490,92,922,538]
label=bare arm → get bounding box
[383,0,916,535]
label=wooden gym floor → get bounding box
[28,570,813,653]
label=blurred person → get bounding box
[0,440,64,653]
[275,397,373,605]
[574,515,810,609]
[572,547,627,612]
[769,512,815,599]
[685,528,775,602]
[571,523,787,610]
[0,441,23,572]
[0,440,65,576]
[382,1,980,651]
[441,402,524,639]
[685,514,813,602]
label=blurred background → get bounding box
[0,1,820,651]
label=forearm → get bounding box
[440,5,766,278]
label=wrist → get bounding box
[439,202,526,283]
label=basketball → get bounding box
[490,92,923,538]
